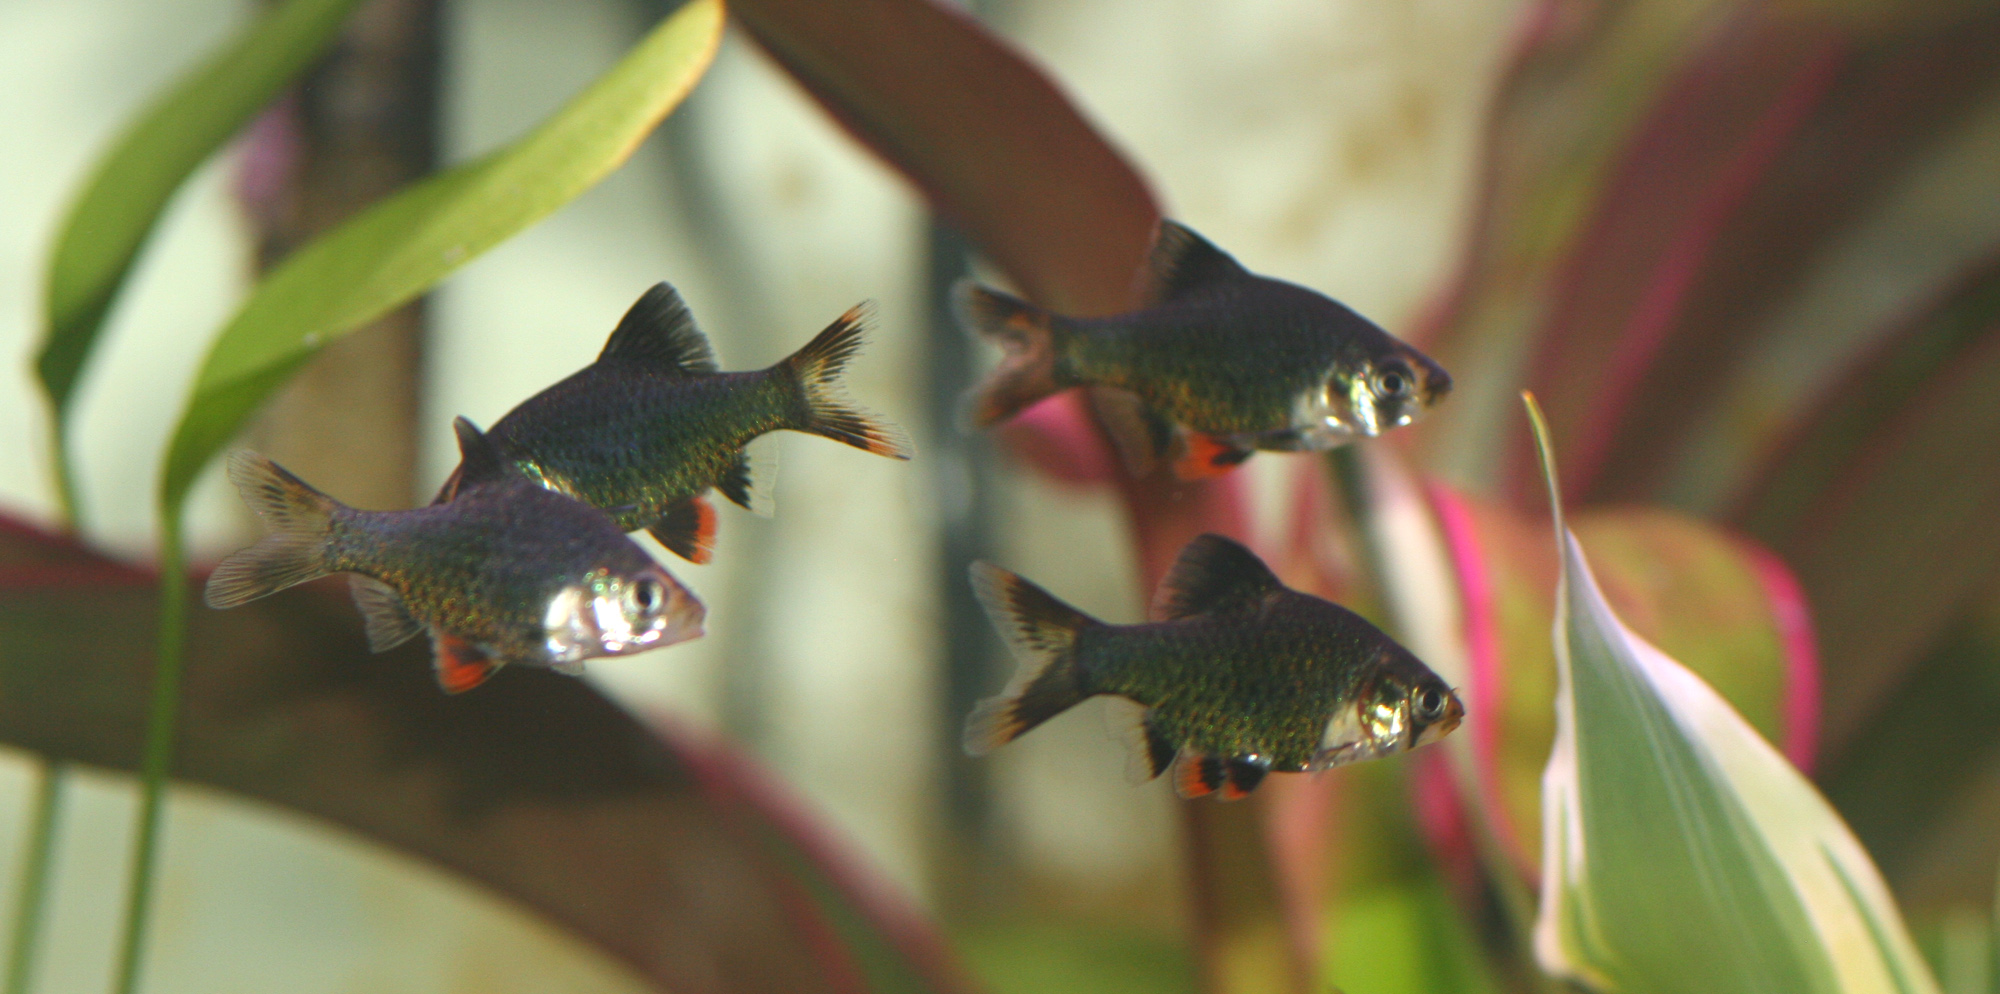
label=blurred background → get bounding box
[3,0,1997,991]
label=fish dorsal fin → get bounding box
[1149,534,1284,621]
[452,417,507,485]
[349,575,423,652]
[1139,221,1251,304]
[598,282,717,375]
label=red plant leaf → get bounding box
[0,516,973,994]
[1731,250,2000,754]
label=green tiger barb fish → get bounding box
[956,220,1450,480]
[438,282,914,563]
[965,533,1463,799]
[207,417,704,694]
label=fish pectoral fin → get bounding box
[1171,751,1227,800]
[597,282,718,375]
[1170,430,1253,481]
[718,439,777,517]
[1138,221,1253,305]
[1088,388,1173,478]
[1222,756,1271,799]
[431,632,499,694]
[647,496,717,564]
[348,575,423,652]
[548,657,588,677]
[1150,534,1285,622]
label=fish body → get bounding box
[441,283,913,563]
[956,221,1450,479]
[965,534,1462,799]
[208,417,704,693]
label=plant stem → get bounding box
[112,518,187,994]
[2,762,68,994]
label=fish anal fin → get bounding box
[1172,751,1226,800]
[1222,756,1270,799]
[432,633,498,694]
[718,439,776,517]
[1150,533,1285,621]
[598,282,718,375]
[1143,712,1178,779]
[1171,431,1253,481]
[648,496,717,564]
[1138,221,1252,305]
[348,575,423,652]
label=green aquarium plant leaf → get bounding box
[1525,393,1939,994]
[156,0,723,515]
[36,0,366,524]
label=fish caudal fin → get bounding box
[648,496,717,564]
[782,303,915,460]
[964,562,1099,755]
[432,632,498,694]
[204,452,338,609]
[955,281,1068,428]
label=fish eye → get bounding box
[1415,686,1446,720]
[1373,362,1414,401]
[629,577,665,617]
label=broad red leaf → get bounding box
[1731,251,2000,753]
[0,516,973,994]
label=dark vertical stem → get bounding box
[922,222,1003,863]
[242,0,441,508]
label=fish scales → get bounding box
[489,366,793,532]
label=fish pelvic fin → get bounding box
[648,496,717,564]
[781,302,915,460]
[204,452,339,609]
[597,282,718,375]
[1171,431,1253,481]
[1171,752,1228,800]
[964,561,1099,755]
[954,281,1068,428]
[432,632,499,694]
[1150,533,1286,622]
[348,575,423,652]
[1136,220,1252,305]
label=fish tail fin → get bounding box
[780,302,915,460]
[964,562,1099,755]
[205,451,339,609]
[954,281,1068,427]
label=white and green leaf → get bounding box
[1525,393,1938,994]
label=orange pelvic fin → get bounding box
[648,496,718,564]
[431,633,498,694]
[1172,432,1253,481]
[1172,751,1227,799]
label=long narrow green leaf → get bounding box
[1525,393,1938,994]
[119,4,723,989]
[156,0,723,513]
[36,0,365,523]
